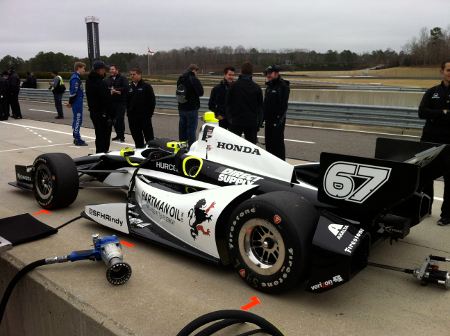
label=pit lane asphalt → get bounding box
[18,99,417,162]
[0,111,449,335]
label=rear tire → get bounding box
[226,191,319,294]
[32,153,79,209]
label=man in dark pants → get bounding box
[177,64,204,148]
[126,67,156,148]
[86,60,116,153]
[0,74,8,121]
[1,71,9,120]
[106,64,129,142]
[263,65,290,160]
[226,61,263,144]
[208,66,235,129]
[419,58,450,226]
[8,67,22,119]
[49,70,65,119]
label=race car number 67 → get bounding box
[323,162,391,203]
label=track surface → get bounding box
[18,99,418,162]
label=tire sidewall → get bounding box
[32,156,56,208]
[226,200,304,294]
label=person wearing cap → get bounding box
[225,61,263,144]
[263,64,290,160]
[67,62,87,146]
[208,66,235,129]
[8,67,22,119]
[177,64,204,148]
[126,67,156,148]
[85,60,116,153]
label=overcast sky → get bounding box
[1,0,448,60]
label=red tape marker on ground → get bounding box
[120,241,134,247]
[241,296,262,311]
[33,209,51,216]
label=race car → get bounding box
[9,113,450,294]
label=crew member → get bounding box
[419,58,450,226]
[67,62,87,146]
[263,65,290,160]
[208,66,235,129]
[8,67,22,119]
[226,61,263,144]
[106,64,129,143]
[126,67,156,148]
[86,60,115,153]
[49,70,65,119]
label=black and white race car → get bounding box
[9,114,450,294]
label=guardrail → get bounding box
[19,89,424,129]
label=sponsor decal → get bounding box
[344,228,364,253]
[274,215,282,224]
[207,145,212,151]
[202,126,215,140]
[432,93,439,99]
[188,199,215,240]
[328,224,349,240]
[216,167,264,185]
[89,208,123,226]
[310,275,344,291]
[239,269,246,277]
[156,161,177,172]
[141,191,183,225]
[217,142,261,155]
[17,173,31,181]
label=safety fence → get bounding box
[19,89,424,129]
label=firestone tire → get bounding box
[226,191,319,294]
[32,153,79,209]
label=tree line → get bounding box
[1,26,448,76]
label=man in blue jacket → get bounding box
[177,64,204,148]
[66,62,87,146]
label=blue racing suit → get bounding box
[69,72,84,140]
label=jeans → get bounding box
[53,93,63,117]
[112,101,126,139]
[178,109,198,148]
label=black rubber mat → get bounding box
[0,213,57,246]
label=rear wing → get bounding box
[317,138,450,219]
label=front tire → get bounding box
[226,191,319,294]
[32,153,79,209]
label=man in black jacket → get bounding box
[177,64,204,148]
[106,64,129,142]
[208,66,235,129]
[263,65,290,160]
[0,74,8,121]
[86,60,115,153]
[8,67,22,119]
[226,61,263,144]
[419,58,450,226]
[126,67,156,148]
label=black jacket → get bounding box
[226,74,263,127]
[85,71,115,118]
[208,80,230,117]
[264,77,290,124]
[105,73,129,103]
[177,70,204,111]
[8,72,20,93]
[126,80,156,120]
[419,81,450,143]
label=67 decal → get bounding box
[323,162,391,204]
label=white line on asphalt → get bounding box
[29,109,57,113]
[434,197,443,201]
[0,142,79,152]
[257,135,315,144]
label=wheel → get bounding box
[32,153,79,209]
[226,191,319,294]
[146,138,175,153]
